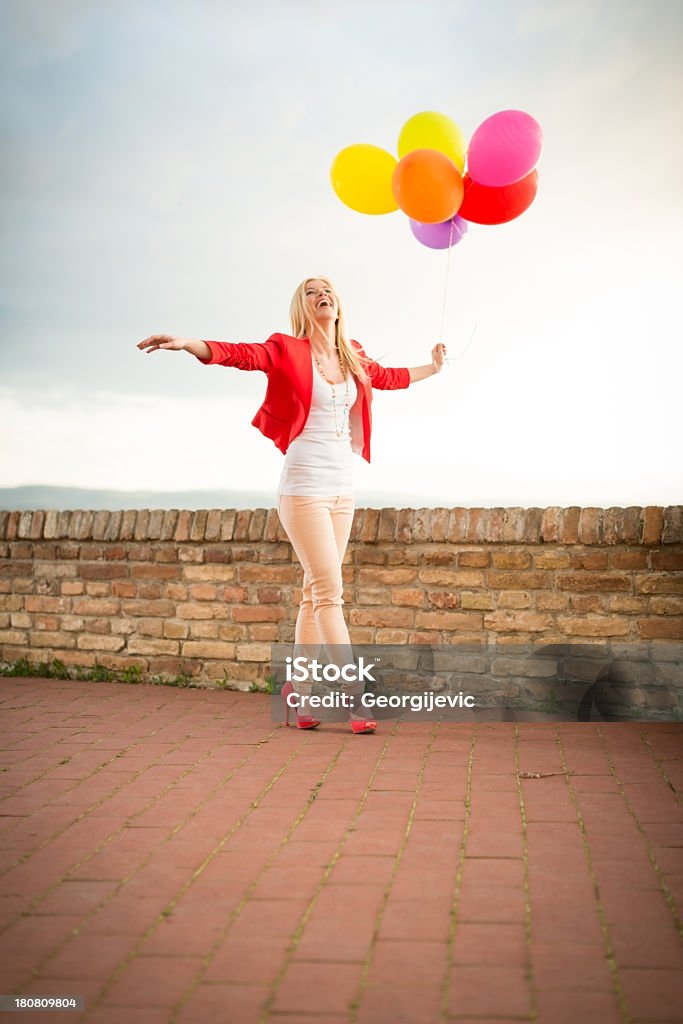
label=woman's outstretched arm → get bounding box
[137,334,281,372]
[137,335,211,359]
[408,342,447,383]
[357,340,447,388]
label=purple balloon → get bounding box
[467,109,543,187]
[409,214,468,250]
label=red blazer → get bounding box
[196,333,411,463]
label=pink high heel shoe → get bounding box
[281,681,320,730]
[350,718,377,734]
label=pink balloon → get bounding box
[467,110,543,187]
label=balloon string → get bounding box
[448,323,477,363]
[437,218,455,345]
[437,217,477,367]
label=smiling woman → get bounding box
[137,276,446,734]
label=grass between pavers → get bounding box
[0,656,275,694]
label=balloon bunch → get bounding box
[331,110,543,250]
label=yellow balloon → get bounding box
[331,144,399,215]
[398,111,466,174]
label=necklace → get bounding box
[312,345,350,438]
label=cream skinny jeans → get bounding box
[277,494,360,707]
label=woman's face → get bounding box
[304,279,338,326]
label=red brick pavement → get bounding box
[0,678,682,1024]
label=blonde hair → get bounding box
[289,276,370,385]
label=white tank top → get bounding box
[277,352,358,497]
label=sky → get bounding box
[1,0,682,508]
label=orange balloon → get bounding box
[391,149,464,224]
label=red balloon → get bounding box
[458,169,539,225]
[392,149,463,224]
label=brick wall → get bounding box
[1,506,681,689]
